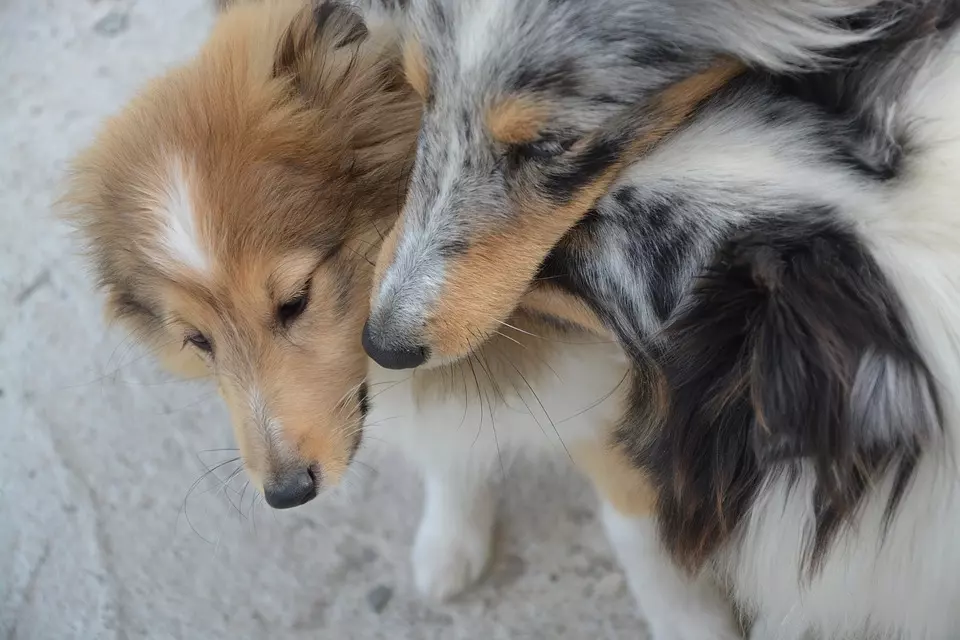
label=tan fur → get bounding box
[424,60,745,361]
[485,96,549,145]
[520,285,609,336]
[402,37,430,100]
[63,0,420,490]
[633,57,744,154]
[572,440,656,517]
[430,162,623,357]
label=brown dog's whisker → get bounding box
[177,456,242,544]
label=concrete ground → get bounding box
[0,1,646,638]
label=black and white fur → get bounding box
[539,75,958,637]
[366,0,960,638]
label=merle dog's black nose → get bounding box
[263,467,318,509]
[362,319,428,369]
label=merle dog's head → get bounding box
[362,0,891,368]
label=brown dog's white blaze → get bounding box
[371,59,744,364]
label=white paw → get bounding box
[412,516,493,601]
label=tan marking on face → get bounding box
[485,95,549,145]
[429,159,622,356]
[573,440,656,517]
[424,59,745,359]
[633,57,745,155]
[410,310,570,400]
[254,325,366,486]
[402,38,430,100]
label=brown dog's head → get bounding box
[64,0,420,508]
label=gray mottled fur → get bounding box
[366,0,960,636]
[368,0,940,345]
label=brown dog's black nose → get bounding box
[362,319,428,369]
[263,467,318,509]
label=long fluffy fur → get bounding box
[542,36,960,632]
[649,215,941,570]
[369,0,960,637]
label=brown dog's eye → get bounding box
[185,332,213,355]
[278,290,309,326]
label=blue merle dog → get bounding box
[362,0,960,638]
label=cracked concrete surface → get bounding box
[0,1,645,638]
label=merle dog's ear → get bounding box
[654,214,941,568]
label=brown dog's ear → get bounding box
[270,0,418,113]
[273,1,371,82]
[267,0,419,176]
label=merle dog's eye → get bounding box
[185,332,213,355]
[516,136,577,160]
[278,289,310,326]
